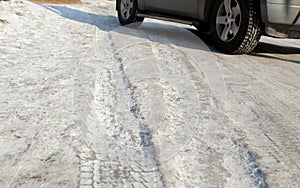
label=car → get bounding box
[116,0,300,54]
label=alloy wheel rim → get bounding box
[216,0,241,42]
[120,0,133,20]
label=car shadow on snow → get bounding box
[251,44,300,64]
[254,42,300,55]
[191,29,300,54]
[42,5,214,53]
[44,4,300,64]
[192,29,300,64]
[43,5,120,32]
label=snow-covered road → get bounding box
[1,0,300,187]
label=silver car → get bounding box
[116,0,300,54]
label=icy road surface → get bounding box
[0,0,300,187]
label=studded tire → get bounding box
[210,0,262,54]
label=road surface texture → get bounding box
[0,0,299,188]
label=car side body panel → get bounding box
[141,0,199,18]
[261,0,300,24]
[260,0,300,38]
[138,0,146,10]
[138,0,213,21]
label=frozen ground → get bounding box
[0,0,299,187]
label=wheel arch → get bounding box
[203,0,214,21]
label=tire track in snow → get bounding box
[110,36,165,186]
[73,30,165,187]
[221,54,300,187]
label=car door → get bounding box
[144,0,199,18]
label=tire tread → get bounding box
[234,0,261,54]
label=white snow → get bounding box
[1,0,299,187]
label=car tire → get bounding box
[210,0,261,54]
[117,0,144,26]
